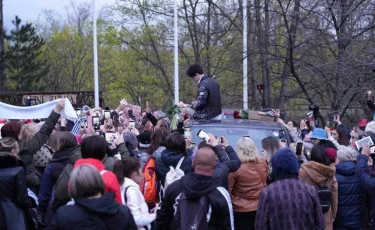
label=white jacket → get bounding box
[121,178,156,230]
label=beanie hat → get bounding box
[310,128,328,140]
[137,131,151,148]
[271,148,299,181]
[365,121,375,135]
[159,118,171,130]
[358,118,368,128]
[325,148,337,163]
[123,132,138,150]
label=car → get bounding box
[188,118,291,152]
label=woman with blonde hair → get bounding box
[48,164,137,230]
[228,137,267,230]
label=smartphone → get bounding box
[184,127,191,139]
[92,116,100,131]
[128,120,135,129]
[197,129,210,142]
[355,136,374,150]
[105,132,118,143]
[296,143,303,155]
[128,110,134,119]
[104,111,111,120]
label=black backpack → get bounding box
[316,182,332,214]
[174,192,209,230]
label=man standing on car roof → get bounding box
[178,64,222,120]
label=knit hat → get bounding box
[123,132,138,150]
[137,131,151,148]
[310,128,328,140]
[159,117,171,130]
[325,148,337,163]
[271,148,299,181]
[358,118,368,129]
[365,121,375,135]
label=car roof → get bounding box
[191,119,282,129]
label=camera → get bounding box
[309,104,319,112]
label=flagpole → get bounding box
[243,0,248,110]
[174,0,179,104]
[93,0,99,108]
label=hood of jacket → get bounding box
[69,145,82,164]
[75,192,119,215]
[335,161,356,177]
[180,173,218,201]
[74,158,105,171]
[300,161,335,185]
[161,148,186,165]
[0,152,25,170]
[52,148,74,162]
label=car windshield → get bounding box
[190,126,282,151]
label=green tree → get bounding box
[5,16,49,91]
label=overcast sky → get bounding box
[3,0,116,29]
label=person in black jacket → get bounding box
[356,144,375,230]
[178,64,222,120]
[38,132,78,223]
[334,146,366,229]
[195,134,241,190]
[155,132,193,186]
[0,137,34,230]
[0,100,64,189]
[156,145,234,230]
[47,164,137,230]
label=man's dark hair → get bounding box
[165,132,186,155]
[81,135,107,160]
[186,64,204,78]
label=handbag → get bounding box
[28,207,46,230]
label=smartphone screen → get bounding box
[128,121,135,129]
[184,127,191,139]
[104,111,111,120]
[105,132,118,143]
[93,116,100,130]
[296,143,303,155]
[128,110,134,119]
[197,129,210,142]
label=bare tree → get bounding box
[0,0,4,92]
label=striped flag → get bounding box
[71,120,82,136]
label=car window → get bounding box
[190,126,282,151]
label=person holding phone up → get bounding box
[177,64,222,120]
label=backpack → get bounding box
[140,156,159,205]
[174,192,209,230]
[316,181,332,214]
[164,157,185,190]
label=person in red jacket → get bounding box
[74,135,122,204]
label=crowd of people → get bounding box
[1,64,375,230]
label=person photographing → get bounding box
[178,64,222,120]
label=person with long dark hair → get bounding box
[113,157,157,230]
[261,136,281,184]
[299,145,338,230]
[38,132,78,222]
[155,132,192,186]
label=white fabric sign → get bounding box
[0,98,78,121]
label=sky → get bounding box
[3,0,117,29]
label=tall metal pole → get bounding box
[243,0,248,110]
[174,0,179,104]
[93,0,99,108]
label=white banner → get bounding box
[0,98,78,121]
